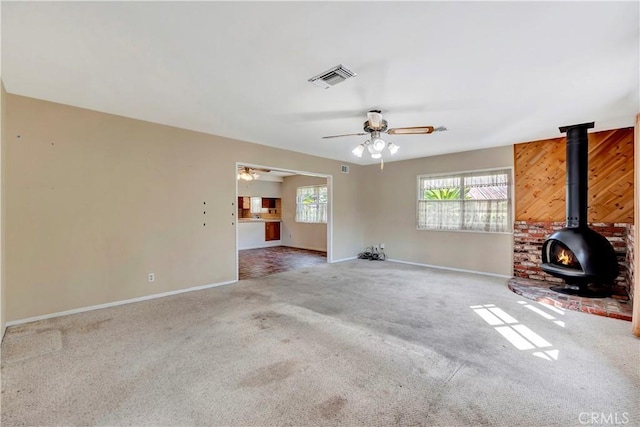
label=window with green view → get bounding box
[417,169,512,232]
[296,185,328,223]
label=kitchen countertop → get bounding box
[238,218,282,223]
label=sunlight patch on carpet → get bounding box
[471,304,560,361]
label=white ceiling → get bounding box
[2,2,638,165]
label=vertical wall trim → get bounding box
[0,79,5,343]
[327,174,334,263]
[632,113,640,337]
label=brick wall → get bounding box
[513,221,632,298]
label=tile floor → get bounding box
[508,277,633,321]
[238,246,327,280]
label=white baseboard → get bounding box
[387,258,512,279]
[330,256,357,263]
[238,241,281,250]
[4,279,237,328]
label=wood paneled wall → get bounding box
[515,127,634,222]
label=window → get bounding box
[417,169,512,232]
[296,185,327,223]
[250,197,262,214]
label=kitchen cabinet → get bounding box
[238,196,250,209]
[262,198,277,209]
[265,221,281,241]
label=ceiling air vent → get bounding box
[308,64,357,89]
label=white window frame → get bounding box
[296,185,328,224]
[416,167,513,233]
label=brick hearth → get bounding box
[508,277,632,321]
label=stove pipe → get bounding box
[561,122,594,228]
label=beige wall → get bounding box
[4,94,364,321]
[281,175,328,252]
[361,146,515,276]
[1,82,6,338]
[3,92,515,323]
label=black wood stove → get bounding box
[540,122,618,297]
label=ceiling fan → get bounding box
[237,166,271,181]
[322,110,447,168]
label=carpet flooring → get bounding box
[1,260,639,426]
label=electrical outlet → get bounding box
[148,273,155,283]
[380,243,385,249]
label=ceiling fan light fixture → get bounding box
[387,142,399,155]
[320,110,445,167]
[371,137,385,153]
[352,143,365,157]
[239,172,253,181]
[237,167,259,181]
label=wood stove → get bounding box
[540,122,618,297]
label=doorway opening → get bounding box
[235,163,333,281]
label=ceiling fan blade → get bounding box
[322,132,368,139]
[387,126,436,135]
[367,111,383,130]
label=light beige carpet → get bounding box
[2,260,639,426]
